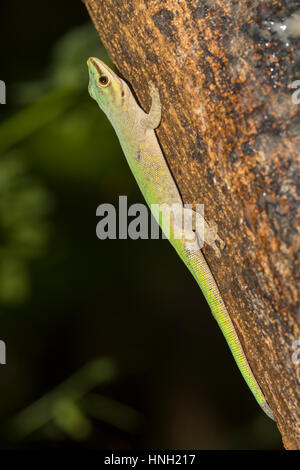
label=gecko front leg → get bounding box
[141,81,161,130]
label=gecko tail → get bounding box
[260,401,275,421]
[175,244,276,422]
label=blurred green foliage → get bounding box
[6,358,125,442]
[0,21,145,446]
[0,24,130,306]
[0,154,52,304]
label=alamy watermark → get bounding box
[0,340,6,365]
[0,80,6,104]
[96,196,205,250]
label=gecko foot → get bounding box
[148,80,157,96]
[188,209,224,257]
[140,81,161,130]
[203,220,225,258]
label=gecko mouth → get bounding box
[88,57,105,78]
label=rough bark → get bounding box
[83,0,300,449]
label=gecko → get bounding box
[87,57,274,421]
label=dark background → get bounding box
[0,0,281,449]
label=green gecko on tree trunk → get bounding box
[87,57,274,421]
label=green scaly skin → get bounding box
[87,57,274,420]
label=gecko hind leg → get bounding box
[140,81,161,130]
[190,209,225,258]
[203,219,225,258]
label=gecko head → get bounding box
[87,57,128,114]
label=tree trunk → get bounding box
[83,0,300,449]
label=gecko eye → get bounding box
[98,75,109,86]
